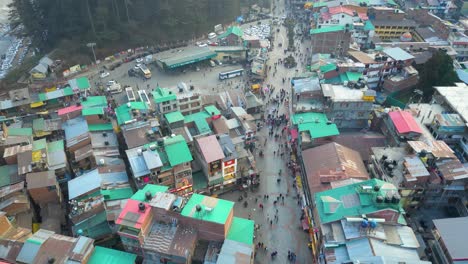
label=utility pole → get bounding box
[87,42,97,64]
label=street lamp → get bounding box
[86,42,97,64]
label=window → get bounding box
[163,106,171,112]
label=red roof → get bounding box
[388,110,423,134]
[329,6,355,16]
[196,135,225,163]
[57,105,82,116]
[322,6,368,21]
[116,199,151,229]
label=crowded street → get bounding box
[218,1,313,262]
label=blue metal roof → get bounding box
[68,169,101,200]
[62,117,89,140]
[126,148,150,178]
[383,47,415,61]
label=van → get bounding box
[209,60,216,67]
[208,32,217,39]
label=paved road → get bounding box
[219,1,314,263]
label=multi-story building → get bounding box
[301,142,369,204]
[430,217,468,264]
[291,112,340,149]
[310,25,352,56]
[195,135,226,189]
[151,87,178,116]
[126,135,194,195]
[448,30,468,61]
[116,190,254,263]
[381,110,423,146]
[433,83,468,162]
[370,8,424,41]
[321,83,375,128]
[116,199,153,256]
[177,91,202,116]
[313,178,430,264]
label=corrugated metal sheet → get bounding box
[126,148,150,178]
[68,169,101,200]
[216,239,252,264]
[345,238,373,260]
[369,238,421,260]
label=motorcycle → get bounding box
[243,201,248,208]
[238,196,243,202]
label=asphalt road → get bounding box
[218,0,314,263]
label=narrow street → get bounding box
[218,1,313,263]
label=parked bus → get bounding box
[138,90,151,107]
[137,64,151,79]
[219,69,244,80]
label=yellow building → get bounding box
[373,19,424,41]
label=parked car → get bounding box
[208,32,217,39]
[198,43,208,47]
[214,59,222,66]
[136,58,143,63]
[100,72,110,78]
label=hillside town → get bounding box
[0,0,468,264]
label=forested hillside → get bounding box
[8,0,241,52]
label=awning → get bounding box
[302,219,309,231]
[30,101,45,108]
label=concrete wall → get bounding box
[311,30,351,56]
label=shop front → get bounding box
[222,159,237,187]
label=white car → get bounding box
[198,43,208,47]
[100,72,110,78]
[136,58,143,63]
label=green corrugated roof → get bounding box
[315,179,404,224]
[47,140,64,152]
[324,72,363,83]
[364,20,375,31]
[32,118,45,131]
[204,105,220,116]
[164,135,193,166]
[319,63,337,73]
[0,165,17,188]
[181,194,234,224]
[184,105,220,123]
[165,111,185,123]
[115,102,148,125]
[101,187,134,201]
[293,112,340,139]
[184,111,210,123]
[81,96,107,108]
[194,118,211,134]
[313,2,328,7]
[33,138,46,151]
[344,72,363,82]
[76,77,91,90]
[82,107,104,116]
[131,184,169,202]
[89,246,137,264]
[8,127,32,136]
[227,217,255,245]
[37,87,74,102]
[88,123,113,131]
[386,0,397,6]
[152,87,177,103]
[218,26,244,39]
[310,25,345,35]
